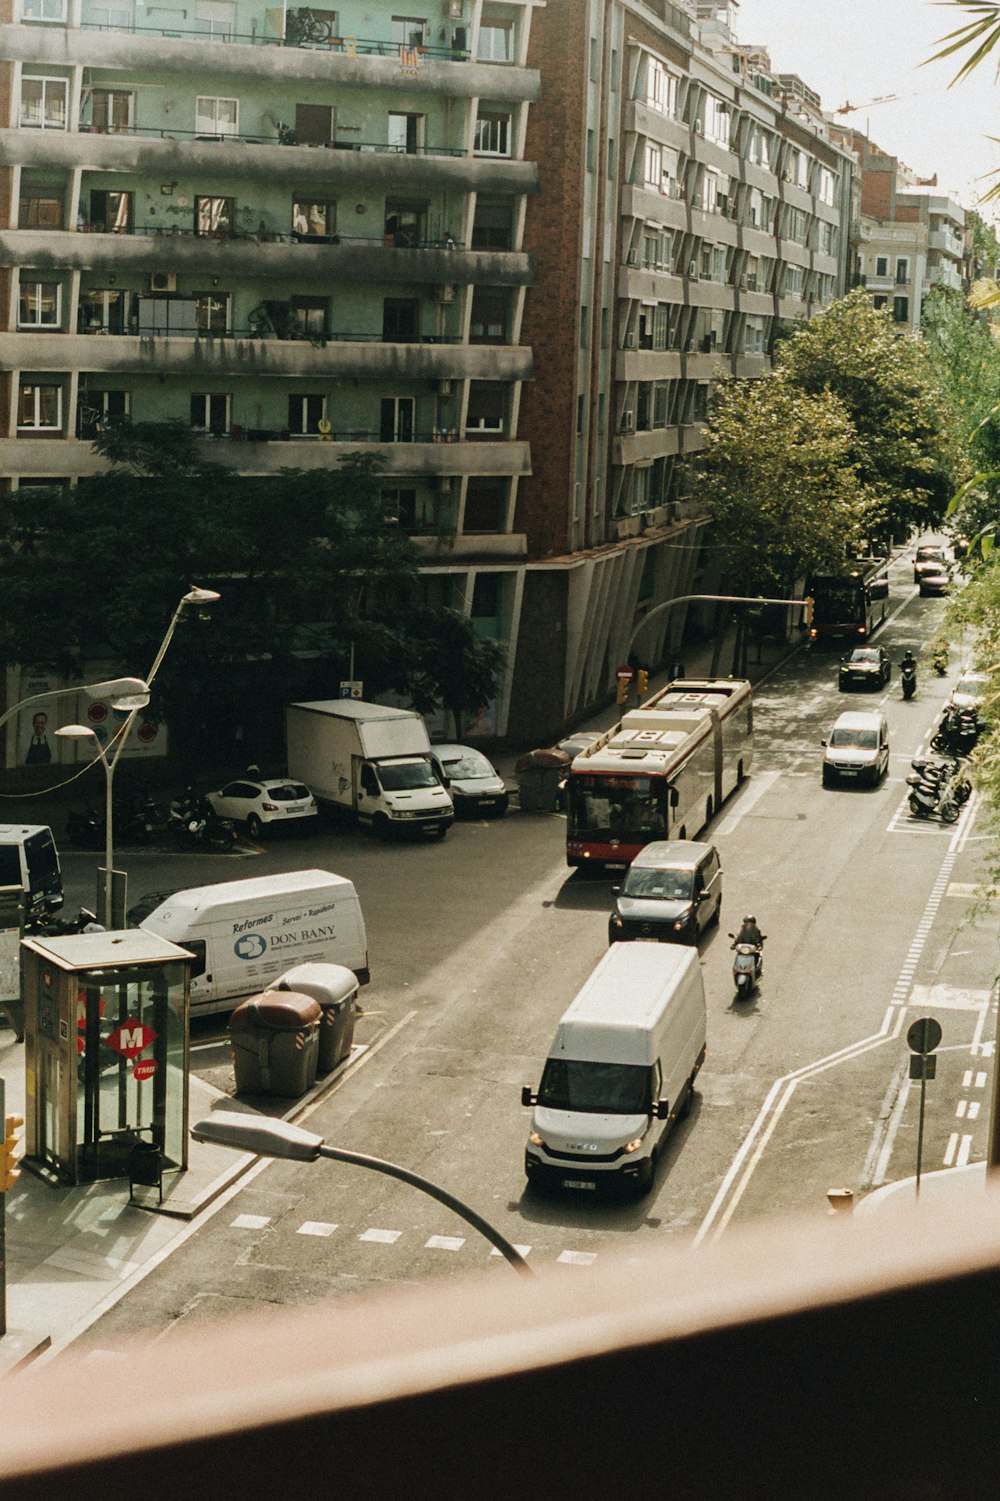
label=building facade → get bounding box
[0,0,853,748]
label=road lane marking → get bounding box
[298,1221,337,1237]
[359,1228,401,1244]
[714,771,780,836]
[425,1235,465,1252]
[557,1250,597,1266]
[231,1214,271,1230]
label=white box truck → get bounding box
[522,942,706,1196]
[286,699,454,840]
[135,869,369,1017]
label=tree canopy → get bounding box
[0,424,504,760]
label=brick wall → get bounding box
[506,568,571,742]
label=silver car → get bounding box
[431,745,509,818]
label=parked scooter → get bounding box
[931,705,981,758]
[25,902,104,937]
[729,932,765,1000]
[906,772,960,823]
[66,803,104,850]
[900,652,917,700]
[168,787,238,851]
[910,756,971,805]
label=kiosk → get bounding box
[21,930,192,1186]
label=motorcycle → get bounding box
[66,803,104,850]
[25,902,104,937]
[729,933,764,1000]
[900,660,917,700]
[910,757,971,805]
[931,705,981,758]
[906,773,959,823]
[169,788,238,851]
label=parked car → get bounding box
[607,839,722,945]
[918,567,950,597]
[431,745,509,818]
[913,544,948,583]
[838,646,891,691]
[821,711,890,789]
[204,776,318,838]
[950,671,990,712]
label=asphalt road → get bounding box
[72,553,999,1344]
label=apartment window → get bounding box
[90,88,133,133]
[470,572,501,623]
[818,166,836,206]
[464,480,505,534]
[744,317,765,355]
[383,298,420,341]
[288,394,326,435]
[893,296,909,324]
[391,14,426,46]
[380,397,415,442]
[646,57,676,116]
[653,381,670,427]
[873,294,888,310]
[294,103,333,145]
[20,76,68,129]
[291,296,329,337]
[784,207,808,245]
[478,19,513,62]
[18,382,62,431]
[21,0,67,18]
[89,189,132,233]
[292,199,336,238]
[470,291,506,343]
[383,487,417,530]
[471,200,512,251]
[702,94,730,147]
[748,125,770,169]
[77,389,129,438]
[79,288,125,333]
[190,393,231,436]
[748,188,763,229]
[743,256,759,292]
[89,0,132,24]
[18,281,60,328]
[474,112,511,157]
[783,264,805,297]
[196,0,235,40]
[388,112,424,154]
[875,256,888,277]
[195,195,234,235]
[195,293,229,334]
[196,97,239,138]
[384,202,424,246]
[643,142,662,189]
[819,221,836,256]
[700,169,719,214]
[895,258,909,285]
[466,383,504,434]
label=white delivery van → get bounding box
[521,943,706,1196]
[0,824,63,918]
[136,869,368,1017]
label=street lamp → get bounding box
[55,586,221,926]
[192,1112,533,1278]
[0,676,150,745]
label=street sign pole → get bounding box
[907,1017,942,1200]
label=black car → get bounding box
[838,646,891,691]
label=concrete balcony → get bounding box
[613,427,682,465]
[413,532,528,561]
[620,184,687,233]
[5,435,532,479]
[2,331,534,381]
[616,350,683,381]
[0,232,534,288]
[0,22,541,102]
[624,101,689,155]
[687,279,735,311]
[618,266,684,303]
[5,128,540,197]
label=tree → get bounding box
[693,370,868,673]
[922,285,1000,543]
[0,426,419,760]
[775,290,956,546]
[401,607,507,740]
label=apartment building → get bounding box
[508,0,853,737]
[832,128,966,331]
[0,0,853,747]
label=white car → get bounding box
[205,776,318,838]
[431,745,508,818]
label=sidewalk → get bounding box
[0,629,799,1375]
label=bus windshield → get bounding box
[567,775,668,841]
[813,582,863,624]
[538,1058,652,1115]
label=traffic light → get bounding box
[616,677,630,705]
[0,1114,23,1193]
[802,595,814,628]
[636,669,649,697]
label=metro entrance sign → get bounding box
[105,1020,158,1061]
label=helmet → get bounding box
[743,914,755,923]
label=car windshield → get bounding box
[538,1058,651,1115]
[267,783,311,801]
[378,761,440,791]
[917,547,944,561]
[955,677,987,702]
[830,727,878,749]
[442,752,494,780]
[848,651,878,664]
[621,868,694,900]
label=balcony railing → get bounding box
[74,123,467,157]
[74,322,466,342]
[77,20,470,60]
[74,225,468,250]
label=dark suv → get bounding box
[608,840,722,945]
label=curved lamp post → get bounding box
[192,1112,533,1278]
[0,677,149,744]
[56,586,221,926]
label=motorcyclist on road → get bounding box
[735,914,764,950]
[901,650,917,674]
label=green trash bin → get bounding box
[276,962,358,1073]
[229,991,321,1098]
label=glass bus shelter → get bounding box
[21,930,192,1186]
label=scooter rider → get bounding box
[735,914,764,950]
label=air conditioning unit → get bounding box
[149,272,177,292]
[624,332,636,348]
[688,262,698,280]
[437,283,455,303]
[694,120,704,135]
[621,410,634,431]
[439,377,453,395]
[444,0,462,17]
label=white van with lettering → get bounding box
[134,869,368,1017]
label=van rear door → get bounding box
[23,829,62,912]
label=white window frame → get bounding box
[18,383,63,430]
[18,280,61,328]
[190,392,232,435]
[701,168,719,214]
[88,0,133,25]
[288,393,328,435]
[818,166,835,206]
[646,57,676,116]
[20,76,68,130]
[196,96,239,137]
[643,140,662,189]
[477,18,513,62]
[21,0,67,20]
[474,111,511,158]
[195,0,235,40]
[391,13,426,46]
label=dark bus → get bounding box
[806,562,889,645]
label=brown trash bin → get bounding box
[229,990,321,1097]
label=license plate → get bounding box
[839,769,858,777]
[563,1178,597,1191]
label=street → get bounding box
[66,552,997,1344]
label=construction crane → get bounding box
[835,93,899,115]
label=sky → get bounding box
[734,0,1000,216]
